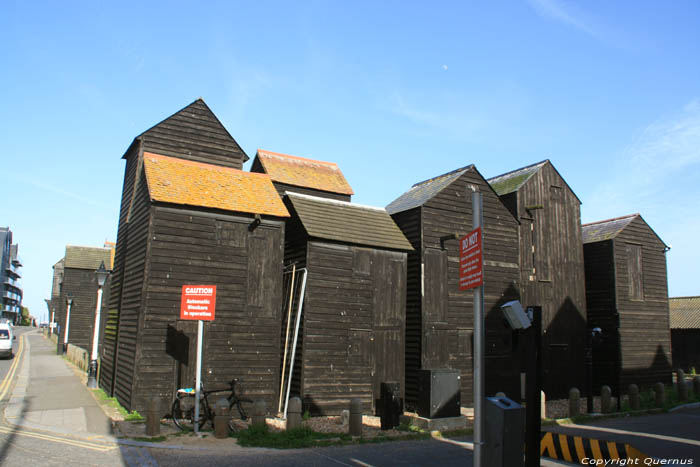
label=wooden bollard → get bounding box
[349,398,362,437]
[568,388,580,418]
[601,386,612,413]
[694,376,700,395]
[654,382,665,408]
[287,397,302,430]
[251,399,266,427]
[628,384,639,410]
[145,396,161,437]
[677,369,688,402]
[213,398,230,439]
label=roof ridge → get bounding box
[144,152,269,178]
[65,245,111,250]
[670,296,700,300]
[487,159,549,182]
[287,192,385,212]
[582,213,639,227]
[257,149,341,167]
[412,165,474,188]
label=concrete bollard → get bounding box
[251,399,266,427]
[677,369,688,402]
[287,397,302,430]
[601,386,612,413]
[541,390,546,419]
[340,409,350,426]
[145,396,161,437]
[694,376,700,395]
[214,398,230,439]
[495,392,506,398]
[568,388,580,418]
[628,384,639,410]
[654,382,665,408]
[349,398,363,437]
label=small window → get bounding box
[0,330,9,339]
[626,243,643,300]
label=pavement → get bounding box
[1,330,580,466]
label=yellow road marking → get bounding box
[0,333,25,400]
[0,425,117,451]
[558,433,573,462]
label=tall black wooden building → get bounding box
[100,100,291,413]
[53,246,112,351]
[387,165,521,407]
[582,214,672,390]
[670,296,700,372]
[283,192,412,414]
[488,160,587,398]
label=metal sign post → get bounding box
[460,190,484,467]
[180,285,217,434]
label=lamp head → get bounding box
[95,261,109,287]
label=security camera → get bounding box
[501,300,531,330]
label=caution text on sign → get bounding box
[180,285,216,321]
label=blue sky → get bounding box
[1,1,698,322]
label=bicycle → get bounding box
[171,378,252,432]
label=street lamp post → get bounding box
[59,293,73,355]
[44,299,52,336]
[87,261,109,389]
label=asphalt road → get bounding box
[0,326,32,387]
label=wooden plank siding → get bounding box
[298,241,406,415]
[421,168,521,404]
[128,207,286,413]
[391,167,521,409]
[100,143,139,395]
[138,99,247,170]
[511,163,587,398]
[613,217,671,388]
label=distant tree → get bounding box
[20,306,31,326]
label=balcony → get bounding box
[2,290,21,302]
[11,255,22,267]
[5,263,20,279]
[3,276,20,288]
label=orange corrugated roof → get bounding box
[256,149,354,195]
[143,152,289,217]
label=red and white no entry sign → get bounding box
[180,285,216,321]
[459,227,483,290]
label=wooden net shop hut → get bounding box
[54,245,113,351]
[669,296,700,372]
[386,165,521,409]
[582,214,672,390]
[488,160,587,398]
[280,192,413,415]
[99,100,290,414]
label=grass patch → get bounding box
[125,411,144,421]
[90,388,129,416]
[234,425,352,449]
[130,435,167,443]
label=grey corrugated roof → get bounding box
[386,166,472,214]
[487,160,548,196]
[64,246,112,270]
[287,193,413,251]
[670,296,700,329]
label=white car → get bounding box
[0,323,14,358]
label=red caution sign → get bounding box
[180,285,216,321]
[459,227,483,290]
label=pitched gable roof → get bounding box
[670,296,700,329]
[386,166,473,215]
[254,149,354,195]
[287,193,412,251]
[487,160,582,205]
[487,160,548,196]
[64,246,112,271]
[582,213,668,248]
[143,152,289,218]
[124,98,249,163]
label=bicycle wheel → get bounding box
[228,398,253,432]
[172,397,208,431]
[172,398,192,431]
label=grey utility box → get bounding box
[484,396,525,467]
[417,369,461,418]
